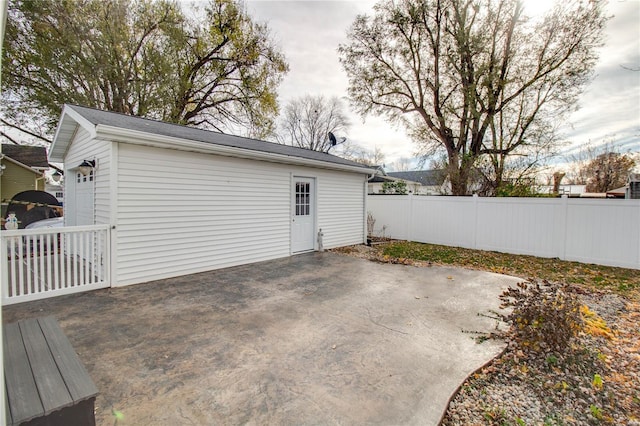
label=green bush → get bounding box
[380,180,407,194]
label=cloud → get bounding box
[247,0,639,166]
[247,0,412,159]
[247,1,372,100]
[561,0,640,151]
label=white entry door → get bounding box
[291,177,315,253]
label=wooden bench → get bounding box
[3,316,98,426]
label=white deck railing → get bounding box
[1,225,111,305]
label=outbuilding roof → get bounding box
[51,105,373,174]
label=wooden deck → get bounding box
[3,317,98,425]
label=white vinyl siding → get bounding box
[116,144,291,285]
[114,144,366,286]
[63,130,111,226]
[316,170,367,249]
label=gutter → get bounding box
[96,124,375,175]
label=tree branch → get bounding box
[0,119,53,144]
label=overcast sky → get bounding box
[244,0,640,170]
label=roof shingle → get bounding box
[387,170,444,186]
[1,144,49,168]
[68,105,372,171]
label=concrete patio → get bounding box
[3,252,520,425]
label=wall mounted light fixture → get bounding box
[78,160,95,176]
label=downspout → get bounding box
[35,173,46,191]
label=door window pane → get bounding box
[295,181,310,216]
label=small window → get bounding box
[295,181,310,216]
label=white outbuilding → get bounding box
[50,105,373,287]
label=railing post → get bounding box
[1,235,8,304]
[107,225,114,287]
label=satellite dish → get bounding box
[328,132,337,146]
[327,132,346,149]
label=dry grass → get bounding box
[378,241,640,298]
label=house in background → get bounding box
[368,169,422,194]
[606,186,627,198]
[536,184,587,197]
[368,168,446,195]
[50,104,373,287]
[386,170,447,195]
[44,165,65,204]
[45,181,64,204]
[0,144,49,217]
[628,173,640,199]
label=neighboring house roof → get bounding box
[2,144,49,168]
[386,170,444,186]
[369,175,395,183]
[51,105,374,174]
[0,153,44,175]
[606,186,627,197]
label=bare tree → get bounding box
[340,144,386,166]
[390,158,412,172]
[565,143,596,185]
[278,95,350,152]
[339,0,607,195]
[584,153,636,192]
[566,142,637,192]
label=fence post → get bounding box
[472,194,479,250]
[407,193,413,241]
[559,195,569,260]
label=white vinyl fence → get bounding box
[1,225,111,305]
[367,195,640,270]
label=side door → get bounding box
[291,177,315,253]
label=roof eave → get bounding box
[96,124,374,175]
[1,155,45,175]
[50,105,98,162]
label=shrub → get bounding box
[499,280,583,353]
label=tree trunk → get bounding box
[447,152,470,195]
